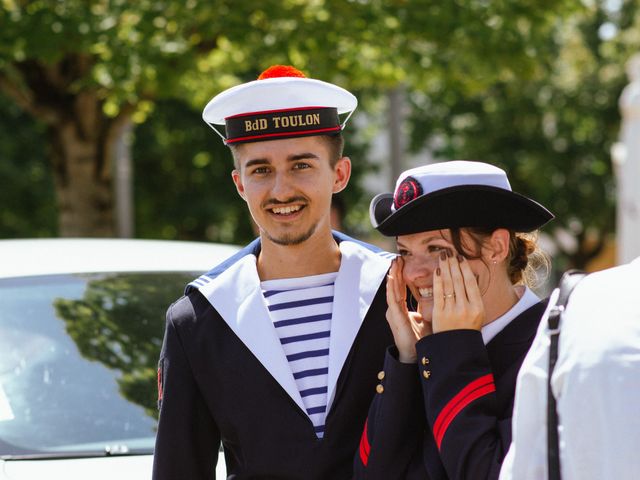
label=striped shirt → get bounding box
[261,272,337,439]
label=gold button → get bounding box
[376,384,384,394]
[377,371,385,380]
[421,357,430,365]
[423,370,431,379]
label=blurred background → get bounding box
[2,0,639,282]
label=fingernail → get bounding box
[457,254,464,262]
[447,249,453,258]
[440,251,446,261]
[436,267,441,276]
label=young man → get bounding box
[152,66,394,479]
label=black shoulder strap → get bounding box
[547,270,587,480]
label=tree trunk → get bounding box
[1,57,133,237]
[49,120,114,237]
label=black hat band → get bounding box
[224,107,340,144]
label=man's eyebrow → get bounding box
[244,158,270,169]
[289,152,320,161]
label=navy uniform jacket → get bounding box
[152,232,394,480]
[354,301,547,480]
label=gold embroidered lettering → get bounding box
[244,118,268,132]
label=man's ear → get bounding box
[231,169,247,201]
[485,228,511,263]
[332,156,352,194]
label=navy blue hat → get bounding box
[370,161,554,236]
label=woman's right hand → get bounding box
[386,257,432,363]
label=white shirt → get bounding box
[481,285,539,344]
[500,257,640,480]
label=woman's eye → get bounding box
[427,245,454,257]
[397,249,410,257]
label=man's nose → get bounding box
[271,172,295,200]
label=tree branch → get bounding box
[0,70,58,122]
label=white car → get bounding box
[0,239,238,479]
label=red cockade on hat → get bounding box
[258,65,307,80]
[394,176,423,209]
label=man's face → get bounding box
[231,136,350,247]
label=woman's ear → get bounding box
[485,228,510,264]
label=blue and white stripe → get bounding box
[262,272,337,438]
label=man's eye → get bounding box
[252,167,270,174]
[293,162,310,170]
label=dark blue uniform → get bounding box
[153,233,394,479]
[354,301,546,480]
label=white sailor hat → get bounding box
[202,65,357,145]
[370,161,554,236]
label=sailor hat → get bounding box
[370,161,554,236]
[203,65,357,144]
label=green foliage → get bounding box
[0,92,56,238]
[0,0,632,261]
[132,99,249,242]
[405,1,639,269]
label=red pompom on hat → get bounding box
[202,65,357,145]
[258,65,307,80]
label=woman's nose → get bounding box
[403,256,437,283]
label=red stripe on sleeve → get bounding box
[435,383,496,449]
[157,368,163,401]
[432,374,495,449]
[359,419,370,466]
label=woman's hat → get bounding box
[370,161,554,236]
[202,65,357,145]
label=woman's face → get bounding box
[396,229,489,310]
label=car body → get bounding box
[0,239,239,479]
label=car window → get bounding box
[0,272,193,457]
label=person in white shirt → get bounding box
[500,256,640,480]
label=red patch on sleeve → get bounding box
[358,419,371,466]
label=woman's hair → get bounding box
[449,227,549,288]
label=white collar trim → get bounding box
[481,286,540,345]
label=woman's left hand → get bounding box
[432,251,485,333]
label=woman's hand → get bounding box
[432,252,485,333]
[386,257,432,363]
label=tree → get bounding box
[405,0,640,270]
[0,0,577,237]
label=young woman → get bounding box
[354,161,554,480]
